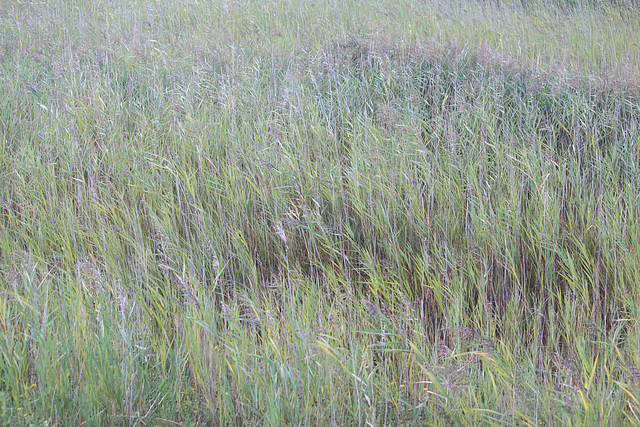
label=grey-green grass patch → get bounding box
[1,0,640,425]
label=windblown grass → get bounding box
[1,0,640,425]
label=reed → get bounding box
[1,0,639,424]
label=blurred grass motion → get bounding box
[1,0,639,424]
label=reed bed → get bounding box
[1,0,639,425]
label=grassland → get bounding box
[1,0,640,425]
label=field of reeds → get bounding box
[1,0,640,425]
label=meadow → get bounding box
[1,0,640,425]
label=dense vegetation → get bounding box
[1,0,639,425]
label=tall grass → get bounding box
[1,0,639,425]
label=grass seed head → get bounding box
[275,222,287,245]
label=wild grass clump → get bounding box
[1,0,640,425]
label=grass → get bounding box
[1,0,640,425]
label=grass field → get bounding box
[1,0,640,425]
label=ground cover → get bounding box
[1,0,640,425]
